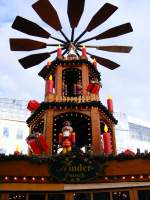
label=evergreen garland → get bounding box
[1,152,150,162]
[26,101,117,124]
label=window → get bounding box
[16,129,23,139]
[112,191,130,200]
[29,193,45,200]
[93,192,110,200]
[48,193,65,200]
[138,190,150,200]
[9,192,26,200]
[3,127,9,138]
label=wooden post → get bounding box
[26,193,29,200]
[65,192,74,200]
[91,107,103,153]
[0,193,9,200]
[130,189,139,200]
[56,64,63,96]
[111,125,117,155]
[82,64,89,96]
[44,109,54,156]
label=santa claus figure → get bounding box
[59,121,76,154]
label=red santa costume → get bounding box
[59,121,76,154]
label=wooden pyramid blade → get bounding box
[86,3,118,32]
[67,0,85,28]
[10,38,46,51]
[96,23,133,40]
[19,52,50,69]
[32,0,62,31]
[90,54,120,70]
[96,45,132,53]
[12,16,50,38]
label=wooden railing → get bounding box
[46,94,99,103]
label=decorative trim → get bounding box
[38,58,101,81]
[26,101,118,125]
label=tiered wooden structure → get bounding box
[0,55,150,200]
[1,0,150,199]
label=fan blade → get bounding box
[32,0,62,31]
[67,0,85,28]
[12,16,50,38]
[86,3,118,32]
[83,45,133,53]
[74,3,118,43]
[19,52,50,69]
[10,38,46,51]
[97,45,132,53]
[95,23,133,40]
[90,54,120,70]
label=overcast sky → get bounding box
[0,0,150,122]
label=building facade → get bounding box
[115,112,150,153]
[0,98,29,154]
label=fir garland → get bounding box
[1,152,150,162]
[26,101,118,124]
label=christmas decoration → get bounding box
[47,75,54,93]
[57,44,62,58]
[86,81,101,94]
[107,96,113,113]
[59,121,76,154]
[27,100,40,112]
[103,124,112,155]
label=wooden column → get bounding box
[82,64,89,96]
[129,189,139,200]
[44,109,54,156]
[26,193,29,200]
[111,125,117,155]
[0,193,9,200]
[91,107,103,153]
[65,192,74,200]
[56,64,63,96]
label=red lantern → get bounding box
[107,96,113,113]
[36,134,48,153]
[27,100,40,112]
[26,138,41,155]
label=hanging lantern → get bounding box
[103,124,112,155]
[36,134,48,153]
[27,100,40,112]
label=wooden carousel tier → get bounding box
[26,100,117,126]
[38,58,100,81]
[0,152,150,185]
